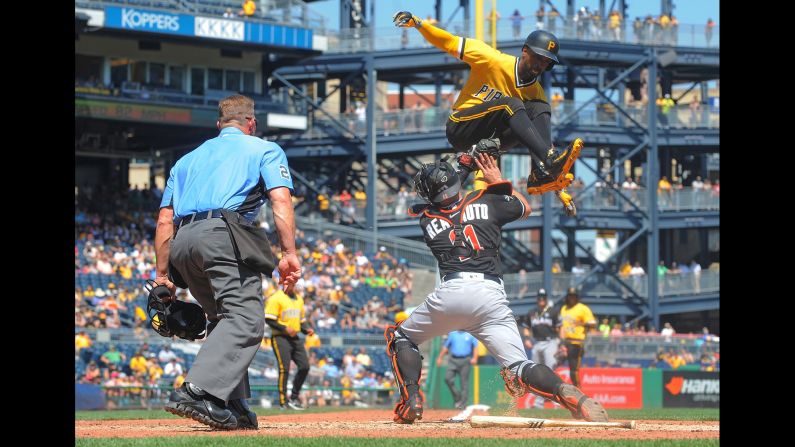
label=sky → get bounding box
[308,0,719,30]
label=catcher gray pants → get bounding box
[531,338,559,407]
[445,356,472,406]
[399,277,532,374]
[169,217,265,403]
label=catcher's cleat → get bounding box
[526,138,583,194]
[393,389,424,424]
[228,398,258,430]
[164,383,238,430]
[555,383,609,422]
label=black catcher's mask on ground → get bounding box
[145,280,208,341]
[412,160,461,207]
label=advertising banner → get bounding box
[517,367,643,409]
[102,6,312,49]
[662,370,719,408]
[75,99,193,125]
[105,7,194,37]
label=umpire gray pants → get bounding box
[169,217,265,403]
[445,356,472,405]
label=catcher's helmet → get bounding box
[413,160,461,206]
[524,30,560,71]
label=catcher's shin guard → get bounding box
[384,325,424,423]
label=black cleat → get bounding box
[164,383,238,430]
[228,398,258,430]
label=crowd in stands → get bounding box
[74,183,413,407]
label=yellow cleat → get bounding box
[526,139,583,195]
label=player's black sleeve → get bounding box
[266,318,288,332]
[485,194,525,225]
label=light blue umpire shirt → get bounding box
[445,331,479,358]
[160,127,294,222]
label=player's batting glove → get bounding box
[393,11,422,28]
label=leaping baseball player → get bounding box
[384,153,608,424]
[393,11,581,215]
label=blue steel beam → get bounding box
[279,127,719,158]
[647,48,661,332]
[274,40,718,77]
[376,209,717,237]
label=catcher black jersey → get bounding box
[414,182,525,277]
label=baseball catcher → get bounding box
[384,153,608,424]
[393,11,581,215]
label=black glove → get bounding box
[145,280,207,341]
[393,11,422,28]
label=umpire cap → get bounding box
[524,30,560,70]
[413,161,461,206]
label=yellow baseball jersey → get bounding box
[559,302,596,344]
[417,22,547,111]
[264,290,305,335]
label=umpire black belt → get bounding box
[178,209,224,228]
[442,272,503,285]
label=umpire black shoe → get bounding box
[164,382,238,430]
[228,398,258,430]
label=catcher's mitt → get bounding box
[145,280,207,341]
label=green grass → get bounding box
[76,438,719,447]
[75,406,374,421]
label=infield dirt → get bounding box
[76,409,718,440]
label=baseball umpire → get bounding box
[393,11,581,214]
[384,153,608,424]
[436,330,479,409]
[155,94,302,430]
[526,288,560,408]
[265,279,313,410]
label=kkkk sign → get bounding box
[663,371,719,408]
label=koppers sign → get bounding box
[663,370,719,408]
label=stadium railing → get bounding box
[312,186,718,223]
[324,21,719,54]
[503,269,719,300]
[75,83,305,115]
[290,102,719,143]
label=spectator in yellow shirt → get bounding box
[240,0,256,17]
[75,331,92,352]
[304,331,322,351]
[174,371,187,389]
[129,351,148,375]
